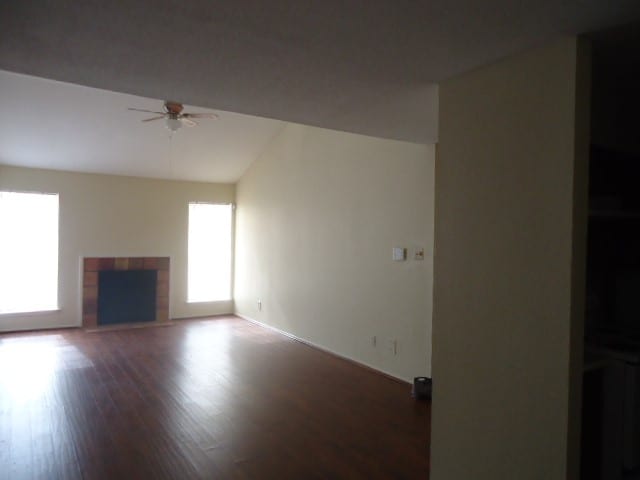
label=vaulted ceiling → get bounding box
[1,1,640,181]
[0,70,284,183]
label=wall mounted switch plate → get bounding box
[392,247,407,261]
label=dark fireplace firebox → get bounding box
[98,270,157,325]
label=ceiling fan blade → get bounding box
[181,118,197,127]
[142,116,166,122]
[128,108,164,114]
[182,112,219,119]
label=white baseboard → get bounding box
[235,313,411,385]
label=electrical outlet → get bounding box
[257,299,262,311]
[388,339,398,356]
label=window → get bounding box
[188,203,232,302]
[0,191,59,314]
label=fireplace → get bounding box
[82,257,169,329]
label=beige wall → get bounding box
[234,124,435,381]
[0,166,235,331]
[431,37,589,479]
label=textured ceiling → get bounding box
[1,1,640,183]
[2,0,640,145]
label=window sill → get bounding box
[185,299,232,304]
[0,308,61,318]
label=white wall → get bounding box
[234,124,435,381]
[0,166,235,331]
[431,37,589,479]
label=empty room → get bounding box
[2,2,640,479]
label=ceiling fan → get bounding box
[128,101,218,132]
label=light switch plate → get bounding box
[392,247,406,261]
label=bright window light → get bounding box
[0,191,59,314]
[188,203,232,302]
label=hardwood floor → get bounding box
[0,316,430,479]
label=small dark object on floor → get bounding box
[412,377,432,400]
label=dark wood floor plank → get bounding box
[0,316,430,479]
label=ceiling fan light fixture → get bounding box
[165,117,182,132]
[129,101,217,132]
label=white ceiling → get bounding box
[0,70,284,183]
[1,1,640,182]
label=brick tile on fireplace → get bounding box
[84,258,99,272]
[143,257,159,270]
[128,258,144,269]
[98,258,115,270]
[114,258,129,270]
[157,283,169,298]
[83,297,97,315]
[83,314,97,328]
[157,296,169,309]
[83,271,98,287]
[83,285,97,301]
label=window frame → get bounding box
[186,201,234,303]
[0,189,60,315]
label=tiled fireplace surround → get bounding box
[82,257,170,328]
